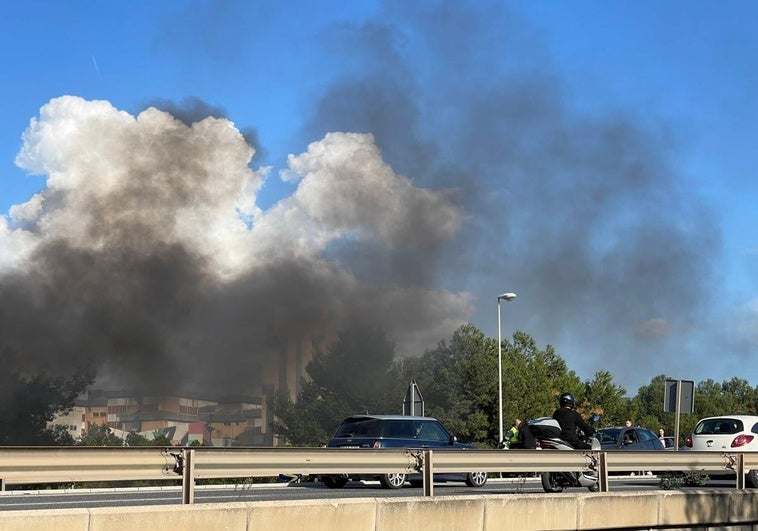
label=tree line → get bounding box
[272,324,758,448]
[2,324,756,447]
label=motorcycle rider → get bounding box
[552,392,594,449]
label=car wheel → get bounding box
[379,473,407,489]
[541,472,564,493]
[322,476,348,489]
[465,471,488,487]
[747,470,758,488]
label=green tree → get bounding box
[273,322,758,452]
[125,431,173,446]
[411,324,498,445]
[583,370,628,427]
[271,388,332,447]
[712,377,758,414]
[125,432,149,446]
[46,424,77,445]
[77,423,123,446]
[0,351,93,445]
[500,331,582,426]
[628,375,758,447]
[406,326,582,447]
[722,376,758,415]
[629,375,685,440]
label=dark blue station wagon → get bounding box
[322,414,488,489]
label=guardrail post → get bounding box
[735,454,745,490]
[0,478,5,491]
[182,448,196,504]
[598,452,609,492]
[422,449,434,497]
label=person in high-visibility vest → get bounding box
[505,418,521,447]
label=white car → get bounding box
[683,415,758,487]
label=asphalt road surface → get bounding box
[0,475,741,511]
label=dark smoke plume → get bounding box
[298,2,722,389]
[145,96,266,162]
[0,0,730,405]
[2,96,466,399]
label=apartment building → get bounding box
[50,317,336,446]
[67,390,267,446]
[47,405,87,440]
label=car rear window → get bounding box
[694,418,743,435]
[416,420,451,442]
[333,418,382,438]
[332,417,453,441]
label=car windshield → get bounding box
[694,418,743,435]
[597,428,620,445]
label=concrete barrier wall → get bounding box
[3,490,758,531]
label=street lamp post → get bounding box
[497,292,517,445]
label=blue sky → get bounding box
[1,1,756,397]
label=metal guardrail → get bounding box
[191,448,418,478]
[0,447,756,503]
[0,447,178,484]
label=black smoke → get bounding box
[1,0,724,411]
[298,2,721,388]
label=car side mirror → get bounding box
[449,435,457,446]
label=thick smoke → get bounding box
[298,2,723,389]
[0,1,736,399]
[0,96,469,395]
[143,97,266,163]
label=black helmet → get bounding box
[559,392,575,409]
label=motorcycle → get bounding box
[527,417,601,493]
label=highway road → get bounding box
[0,476,739,511]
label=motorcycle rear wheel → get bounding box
[541,472,564,493]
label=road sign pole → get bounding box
[674,380,682,452]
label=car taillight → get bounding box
[731,434,754,448]
[373,441,381,449]
[684,435,692,448]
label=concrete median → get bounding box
[2,490,758,530]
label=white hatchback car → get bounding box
[683,415,758,487]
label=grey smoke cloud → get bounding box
[0,0,736,399]
[1,96,468,395]
[144,97,266,162]
[298,2,723,390]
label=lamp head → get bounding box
[498,292,517,302]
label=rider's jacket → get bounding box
[552,407,594,449]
